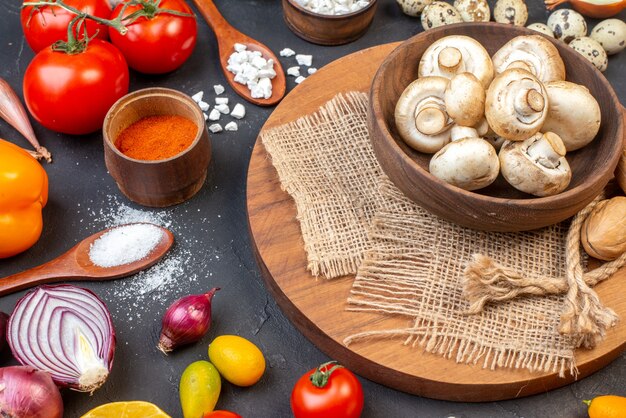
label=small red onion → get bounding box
[0,366,63,418]
[0,311,9,353]
[158,288,219,354]
[7,285,115,393]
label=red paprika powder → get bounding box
[115,115,198,161]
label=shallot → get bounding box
[7,284,116,393]
[158,288,219,354]
[0,366,63,418]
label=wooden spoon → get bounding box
[0,223,174,297]
[191,0,286,106]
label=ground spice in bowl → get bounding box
[115,115,198,161]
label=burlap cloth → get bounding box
[260,92,622,375]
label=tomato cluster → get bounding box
[20,0,197,135]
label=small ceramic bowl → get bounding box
[103,87,211,208]
[368,23,624,232]
[282,0,378,45]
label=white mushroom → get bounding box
[421,2,463,31]
[493,0,528,26]
[485,68,549,141]
[395,76,453,153]
[429,126,500,191]
[491,35,566,82]
[453,0,490,22]
[499,132,572,196]
[396,0,433,16]
[547,9,587,44]
[444,73,485,127]
[570,36,609,72]
[526,23,554,38]
[418,35,494,88]
[541,81,601,151]
[591,19,626,55]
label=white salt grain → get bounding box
[295,54,313,66]
[89,224,163,268]
[224,121,238,131]
[203,113,208,121]
[295,75,306,84]
[215,104,230,114]
[215,97,229,105]
[226,45,275,99]
[231,103,246,119]
[307,67,317,75]
[280,48,296,57]
[208,109,221,121]
[213,84,225,95]
[198,101,210,111]
[191,91,204,103]
[209,123,223,133]
[287,66,301,77]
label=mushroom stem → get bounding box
[414,100,450,135]
[437,47,463,75]
[514,88,545,116]
[526,132,566,169]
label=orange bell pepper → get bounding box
[0,138,48,258]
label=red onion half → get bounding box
[7,284,115,393]
[0,366,63,418]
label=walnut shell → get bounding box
[617,147,626,194]
[581,196,626,261]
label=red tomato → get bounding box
[203,411,242,418]
[109,0,197,74]
[291,362,364,418]
[23,39,129,135]
[20,0,111,52]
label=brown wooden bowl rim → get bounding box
[284,0,378,20]
[103,87,208,165]
[370,22,624,207]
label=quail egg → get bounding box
[547,9,587,44]
[493,0,528,26]
[591,18,626,55]
[526,23,554,38]
[421,1,462,31]
[396,0,433,17]
[453,0,490,22]
[570,36,608,72]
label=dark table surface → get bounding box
[1,0,625,417]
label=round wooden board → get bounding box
[246,43,626,402]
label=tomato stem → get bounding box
[309,361,344,388]
[582,399,592,406]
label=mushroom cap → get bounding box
[526,23,554,38]
[485,68,549,141]
[542,81,601,151]
[499,132,572,196]
[418,35,494,88]
[591,18,626,56]
[453,0,490,22]
[492,35,566,83]
[547,9,587,44]
[396,0,434,17]
[421,2,463,31]
[494,0,528,26]
[444,73,485,127]
[569,36,609,72]
[395,76,453,153]
[429,136,500,191]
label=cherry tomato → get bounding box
[291,362,364,418]
[23,39,129,135]
[203,411,242,418]
[20,0,111,52]
[109,0,197,74]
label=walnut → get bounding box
[581,196,626,261]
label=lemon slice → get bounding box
[81,401,171,418]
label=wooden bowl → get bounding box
[282,0,377,46]
[103,87,212,208]
[369,23,625,232]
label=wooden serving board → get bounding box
[246,43,626,402]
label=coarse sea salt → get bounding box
[287,66,300,77]
[295,76,306,84]
[231,103,246,119]
[209,123,223,133]
[295,54,313,67]
[280,48,296,57]
[224,121,238,131]
[226,44,276,99]
[89,223,163,268]
[295,0,370,15]
[213,85,225,95]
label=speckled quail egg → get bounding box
[453,0,490,22]
[421,1,462,31]
[547,9,587,44]
[570,36,608,71]
[591,18,626,55]
[526,23,554,37]
[396,0,433,17]
[493,0,528,26]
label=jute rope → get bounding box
[463,193,624,349]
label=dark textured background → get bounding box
[0,0,624,417]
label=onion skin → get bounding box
[158,288,220,354]
[0,312,8,353]
[0,366,63,418]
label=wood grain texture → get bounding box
[192,0,286,106]
[103,88,212,208]
[282,0,378,45]
[369,23,625,232]
[0,225,174,296]
[247,43,626,402]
